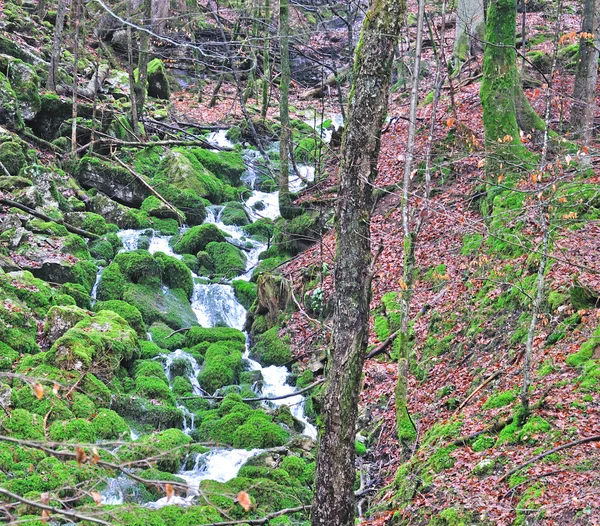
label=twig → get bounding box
[166,327,192,338]
[180,379,325,402]
[454,370,503,414]
[0,198,99,239]
[0,487,112,525]
[0,160,11,177]
[498,435,600,484]
[366,329,401,359]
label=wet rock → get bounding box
[146,58,171,100]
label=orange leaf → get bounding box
[446,117,455,128]
[41,510,50,524]
[91,447,100,465]
[40,493,50,505]
[75,447,87,467]
[91,491,102,505]
[34,383,44,400]
[477,158,485,168]
[52,383,60,396]
[498,174,504,183]
[165,483,174,503]
[237,491,252,511]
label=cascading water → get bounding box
[102,134,321,507]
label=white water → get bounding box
[101,136,318,508]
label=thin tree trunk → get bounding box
[70,0,82,158]
[38,0,46,19]
[453,0,485,60]
[396,0,425,450]
[48,0,68,93]
[127,1,139,135]
[279,0,294,219]
[261,0,271,120]
[137,0,152,124]
[569,0,600,141]
[311,0,404,524]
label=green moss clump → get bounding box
[0,409,44,440]
[149,322,186,350]
[220,201,249,226]
[0,342,19,371]
[96,262,125,301]
[189,148,246,186]
[70,393,97,419]
[250,326,292,366]
[185,326,246,346]
[59,283,92,310]
[135,376,176,406]
[154,252,193,298]
[205,241,247,278]
[232,279,257,309]
[119,428,192,473]
[0,297,39,353]
[566,326,600,367]
[233,415,289,449]
[198,341,244,393]
[91,409,130,440]
[242,218,274,242]
[139,340,167,359]
[113,250,163,288]
[482,389,516,409]
[0,141,25,175]
[48,418,96,443]
[93,300,146,337]
[133,360,169,383]
[171,224,225,255]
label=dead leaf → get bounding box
[75,447,87,467]
[91,491,102,505]
[34,383,44,400]
[41,510,50,524]
[237,490,252,511]
[165,483,174,502]
[52,383,60,396]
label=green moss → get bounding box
[205,241,247,278]
[566,326,600,367]
[133,360,169,383]
[232,279,257,309]
[135,376,176,406]
[119,428,192,473]
[189,148,246,186]
[48,418,96,443]
[96,262,125,301]
[233,416,289,449]
[91,409,130,440]
[198,341,244,393]
[149,322,186,350]
[471,435,495,452]
[0,297,38,353]
[0,141,26,175]
[93,300,146,337]
[70,393,96,419]
[250,326,292,366]
[154,251,193,298]
[220,201,250,226]
[242,218,274,242]
[171,224,225,255]
[482,389,516,409]
[0,409,44,440]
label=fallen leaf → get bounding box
[34,383,44,400]
[75,447,87,467]
[237,490,252,511]
[91,491,102,505]
[165,483,174,502]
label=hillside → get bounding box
[0,0,599,525]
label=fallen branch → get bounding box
[0,487,113,525]
[180,379,325,402]
[497,435,600,484]
[166,327,192,338]
[448,416,514,448]
[454,370,503,414]
[209,505,311,525]
[0,198,99,239]
[95,136,218,150]
[111,156,184,223]
[366,329,401,359]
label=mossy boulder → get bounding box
[76,156,151,207]
[146,58,171,100]
[153,251,193,298]
[0,140,25,175]
[59,283,92,310]
[88,192,152,230]
[0,342,19,371]
[220,201,250,226]
[250,326,292,366]
[92,300,146,337]
[185,326,246,347]
[3,58,41,121]
[45,310,139,379]
[0,409,44,440]
[189,148,246,186]
[48,418,96,443]
[171,224,225,255]
[198,341,245,394]
[119,428,192,473]
[242,218,274,242]
[232,279,257,309]
[43,305,91,345]
[0,297,39,354]
[206,241,247,278]
[0,72,23,130]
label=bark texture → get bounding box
[48,0,68,92]
[453,0,485,60]
[311,1,404,525]
[279,0,293,219]
[570,0,600,141]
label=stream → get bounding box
[101,135,318,507]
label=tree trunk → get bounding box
[70,0,82,158]
[137,0,152,124]
[279,0,294,219]
[453,0,485,60]
[261,0,271,120]
[311,1,404,525]
[570,0,600,141]
[48,0,68,93]
[127,1,139,136]
[481,0,529,172]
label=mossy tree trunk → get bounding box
[261,0,272,120]
[127,1,139,135]
[570,0,600,142]
[70,0,82,158]
[311,1,404,524]
[278,0,294,219]
[481,0,533,173]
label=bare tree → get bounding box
[569,0,600,141]
[48,0,68,93]
[453,0,485,61]
[311,0,404,524]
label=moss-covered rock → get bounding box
[45,310,138,379]
[0,72,23,130]
[171,224,225,255]
[220,201,250,226]
[206,241,247,278]
[189,148,246,186]
[48,418,96,443]
[232,280,257,310]
[153,251,193,298]
[0,409,44,440]
[93,300,146,337]
[0,140,26,175]
[119,428,192,473]
[59,283,92,310]
[198,341,245,394]
[43,305,91,345]
[185,326,246,347]
[250,326,291,366]
[146,58,171,100]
